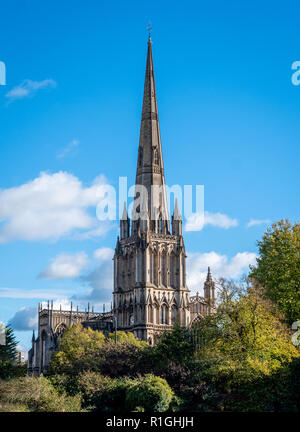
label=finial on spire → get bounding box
[122,201,128,220]
[147,22,152,43]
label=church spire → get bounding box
[120,202,130,239]
[134,35,169,233]
[204,266,215,307]
[172,198,182,236]
[206,266,212,282]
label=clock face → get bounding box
[130,315,134,325]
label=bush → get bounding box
[73,371,132,411]
[49,326,151,378]
[0,402,29,412]
[96,341,152,378]
[48,373,80,397]
[53,371,175,412]
[0,376,81,412]
[126,374,174,412]
[77,371,117,409]
[0,361,27,380]
[159,361,216,412]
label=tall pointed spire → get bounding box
[206,266,212,282]
[173,198,181,220]
[122,201,128,220]
[204,266,215,307]
[172,198,182,235]
[134,35,169,233]
[120,201,130,239]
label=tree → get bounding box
[49,325,151,377]
[0,325,18,363]
[194,281,300,411]
[107,330,147,347]
[49,323,106,374]
[250,219,300,324]
[153,324,195,366]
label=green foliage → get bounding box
[250,219,300,324]
[153,324,195,366]
[49,325,151,378]
[126,374,174,412]
[50,371,174,412]
[158,361,216,412]
[96,341,151,378]
[48,373,80,397]
[0,401,29,412]
[0,325,18,363]
[108,330,147,346]
[0,361,27,380]
[49,323,106,374]
[0,325,25,381]
[75,371,116,409]
[41,278,300,412]
[194,283,300,411]
[76,372,132,411]
[0,376,81,412]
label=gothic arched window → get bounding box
[171,306,177,324]
[161,250,167,286]
[153,148,159,165]
[153,251,158,286]
[54,322,67,338]
[170,252,177,288]
[155,305,159,324]
[148,305,153,323]
[160,304,168,324]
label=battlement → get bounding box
[39,307,110,320]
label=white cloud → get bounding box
[0,287,73,299]
[185,211,238,231]
[5,78,56,103]
[39,252,89,280]
[247,219,271,228]
[9,307,38,331]
[57,139,80,159]
[74,247,114,305]
[187,251,257,295]
[0,171,112,243]
[76,223,115,240]
[94,247,114,261]
[40,298,73,311]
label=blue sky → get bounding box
[0,0,299,351]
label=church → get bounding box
[28,36,215,376]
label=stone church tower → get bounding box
[113,36,190,344]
